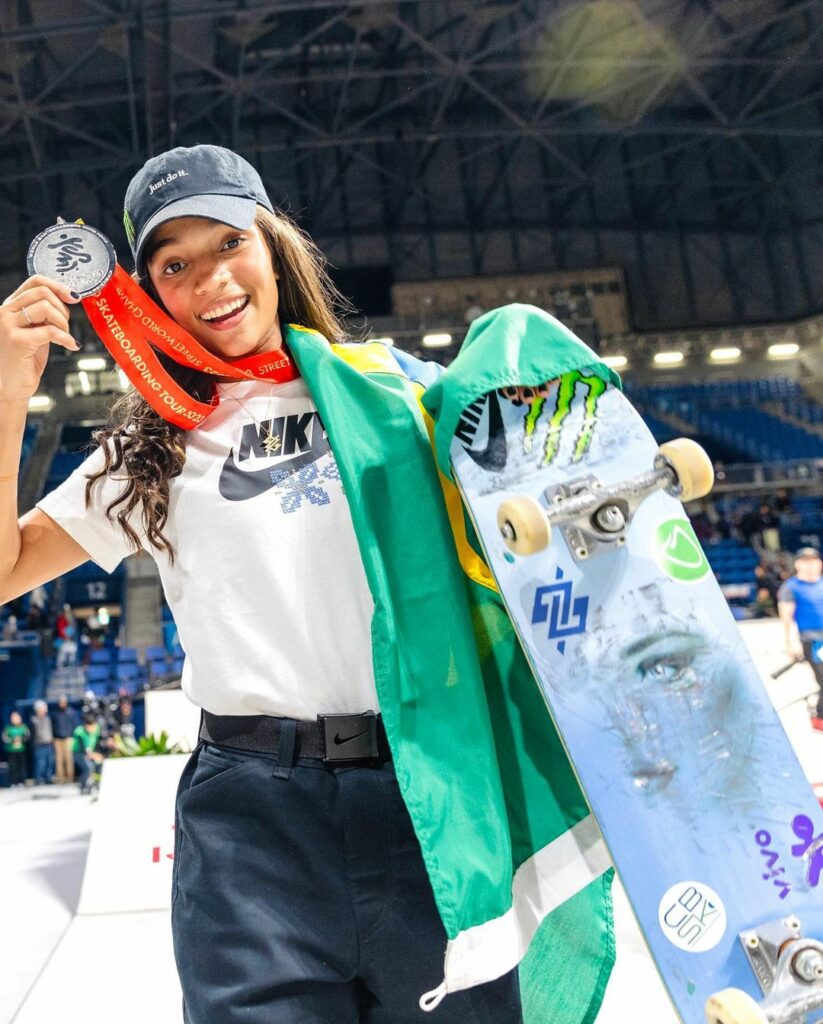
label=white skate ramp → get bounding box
[77,754,189,915]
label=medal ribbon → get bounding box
[81,265,299,430]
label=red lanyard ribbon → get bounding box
[81,265,299,430]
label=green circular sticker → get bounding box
[653,519,710,583]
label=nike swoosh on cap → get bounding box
[218,437,331,501]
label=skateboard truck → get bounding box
[497,438,714,560]
[543,472,648,562]
[705,917,823,1024]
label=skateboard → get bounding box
[450,372,823,1024]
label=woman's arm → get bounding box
[0,277,88,604]
[0,397,91,606]
[0,395,28,587]
[0,507,91,607]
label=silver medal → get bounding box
[27,221,116,298]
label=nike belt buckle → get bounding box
[319,711,379,762]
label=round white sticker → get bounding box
[658,881,726,953]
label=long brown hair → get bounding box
[85,206,350,562]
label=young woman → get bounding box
[0,146,613,1023]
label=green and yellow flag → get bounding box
[287,304,618,1022]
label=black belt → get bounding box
[199,710,391,764]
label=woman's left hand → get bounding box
[498,381,558,406]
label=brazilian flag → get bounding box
[287,305,620,1022]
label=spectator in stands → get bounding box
[752,587,777,618]
[24,602,43,630]
[55,624,77,669]
[112,697,135,741]
[72,712,103,795]
[2,614,18,641]
[51,695,79,783]
[778,547,823,730]
[29,700,54,784]
[55,603,76,667]
[689,504,714,544]
[55,602,74,643]
[738,504,762,548]
[84,609,105,647]
[754,562,781,605]
[757,502,781,553]
[2,711,29,786]
[29,583,48,616]
[774,488,792,514]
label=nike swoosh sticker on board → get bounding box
[462,391,508,471]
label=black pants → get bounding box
[801,639,823,717]
[172,742,523,1024]
[7,750,26,786]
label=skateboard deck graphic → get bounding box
[450,372,823,1024]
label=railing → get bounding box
[712,459,823,491]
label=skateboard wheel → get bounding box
[658,438,714,502]
[497,496,550,555]
[705,988,768,1024]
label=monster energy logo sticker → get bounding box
[653,519,710,583]
[524,371,607,465]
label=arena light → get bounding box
[77,356,107,372]
[422,332,452,348]
[768,342,799,358]
[28,395,53,411]
[118,369,130,391]
[653,351,684,366]
[602,354,627,369]
[369,336,395,347]
[710,347,741,362]
[77,371,92,395]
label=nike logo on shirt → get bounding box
[218,411,331,501]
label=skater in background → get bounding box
[778,546,823,729]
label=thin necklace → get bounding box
[222,382,281,454]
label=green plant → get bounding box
[111,730,188,757]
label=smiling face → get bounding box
[145,215,282,362]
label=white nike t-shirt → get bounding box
[37,378,380,719]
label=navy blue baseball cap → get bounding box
[123,144,274,277]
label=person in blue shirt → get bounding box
[778,546,823,729]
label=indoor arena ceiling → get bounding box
[0,0,822,330]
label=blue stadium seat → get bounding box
[627,378,823,463]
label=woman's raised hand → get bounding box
[0,275,81,402]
